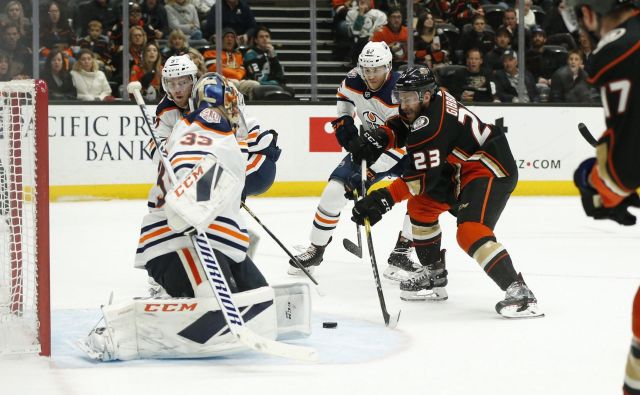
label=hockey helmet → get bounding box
[392,65,438,105]
[562,0,639,32]
[161,55,198,100]
[358,41,392,88]
[192,72,241,130]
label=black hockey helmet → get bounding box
[392,65,438,105]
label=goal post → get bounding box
[0,79,50,357]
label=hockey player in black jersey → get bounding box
[564,0,640,393]
[347,65,543,318]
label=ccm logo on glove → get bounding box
[174,165,205,198]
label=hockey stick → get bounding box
[342,190,363,258]
[578,123,598,148]
[127,81,318,362]
[240,202,325,296]
[358,140,400,328]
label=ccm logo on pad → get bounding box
[144,303,198,312]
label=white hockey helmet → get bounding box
[161,55,198,100]
[358,41,392,83]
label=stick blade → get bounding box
[237,327,319,362]
[578,123,598,147]
[342,238,363,258]
[385,310,401,329]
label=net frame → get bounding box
[0,79,50,357]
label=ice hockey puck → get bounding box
[322,322,337,329]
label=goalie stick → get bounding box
[578,123,598,148]
[356,127,400,328]
[342,190,363,258]
[127,81,318,362]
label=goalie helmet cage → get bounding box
[0,79,50,357]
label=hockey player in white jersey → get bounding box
[289,41,417,281]
[78,73,309,361]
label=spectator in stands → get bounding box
[525,25,559,87]
[448,0,484,29]
[187,47,206,77]
[77,0,118,37]
[0,23,32,78]
[141,0,170,40]
[494,49,538,102]
[346,0,387,64]
[78,20,114,77]
[414,11,450,66]
[484,26,512,72]
[166,0,202,40]
[550,49,595,103]
[371,6,408,68]
[459,14,495,56]
[515,0,536,28]
[244,25,295,97]
[114,25,146,69]
[203,27,259,99]
[449,48,496,102]
[131,42,163,102]
[0,51,11,81]
[110,3,155,47]
[71,48,113,101]
[577,29,593,63]
[499,8,530,49]
[41,49,77,100]
[40,2,76,55]
[1,1,31,43]
[162,29,191,57]
[204,0,256,45]
[415,0,450,20]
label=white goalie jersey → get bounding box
[136,106,249,268]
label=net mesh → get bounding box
[0,80,41,355]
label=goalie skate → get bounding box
[76,327,116,361]
[383,238,421,282]
[495,274,544,319]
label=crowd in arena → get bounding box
[0,0,598,104]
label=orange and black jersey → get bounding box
[384,90,516,200]
[585,12,640,191]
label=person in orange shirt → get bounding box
[203,27,259,99]
[371,6,407,68]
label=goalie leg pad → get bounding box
[79,286,277,361]
[272,283,312,340]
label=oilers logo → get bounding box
[362,111,385,129]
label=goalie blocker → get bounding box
[79,283,312,361]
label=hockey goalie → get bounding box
[78,73,311,361]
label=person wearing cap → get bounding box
[203,27,259,99]
[525,25,561,87]
[484,26,513,72]
[493,49,538,103]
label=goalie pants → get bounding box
[407,175,519,291]
[146,249,268,297]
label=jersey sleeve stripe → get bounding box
[588,40,640,84]
[246,154,265,172]
[136,232,183,254]
[169,150,210,162]
[170,156,202,166]
[207,223,250,243]
[139,225,172,244]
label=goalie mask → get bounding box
[193,72,241,132]
[161,55,198,106]
[358,41,392,91]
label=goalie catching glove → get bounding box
[165,153,240,233]
[351,188,394,226]
[346,126,389,164]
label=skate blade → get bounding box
[383,266,419,282]
[287,266,315,276]
[400,288,448,302]
[499,303,545,319]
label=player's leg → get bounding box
[399,194,450,301]
[455,176,542,318]
[288,155,355,275]
[624,287,640,395]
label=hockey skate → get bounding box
[287,238,331,276]
[383,236,422,282]
[495,273,544,319]
[399,250,448,301]
[76,326,116,361]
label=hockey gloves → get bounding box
[346,127,389,165]
[574,158,638,226]
[351,188,394,226]
[331,115,358,148]
[343,168,377,200]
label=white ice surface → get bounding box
[1,196,638,395]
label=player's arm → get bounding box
[333,78,358,147]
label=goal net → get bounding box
[0,80,50,356]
